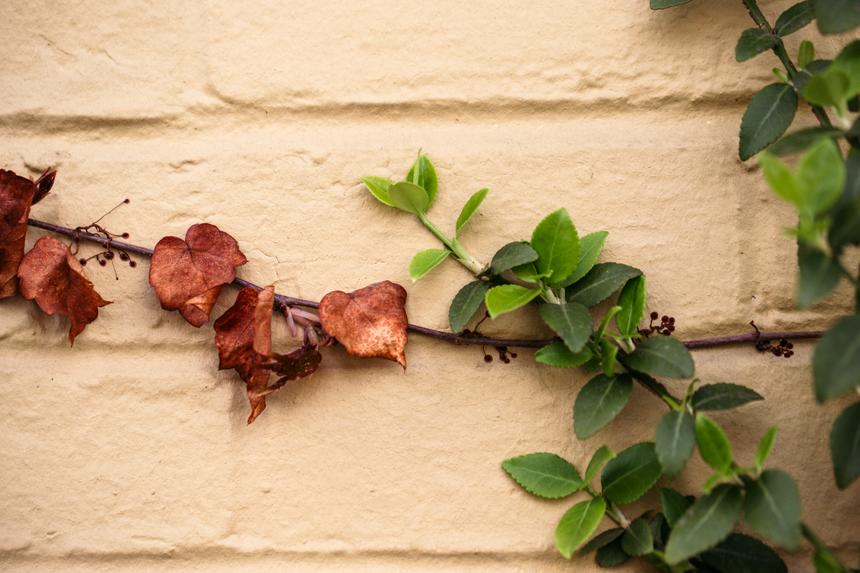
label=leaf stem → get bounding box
[802,522,850,572]
[416,212,485,275]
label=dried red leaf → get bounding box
[0,170,38,298]
[318,280,408,368]
[213,286,274,424]
[266,345,322,387]
[18,236,111,344]
[149,223,247,327]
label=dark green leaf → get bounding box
[692,383,764,411]
[656,411,696,477]
[775,2,814,36]
[361,176,395,206]
[531,208,580,287]
[596,535,630,567]
[579,527,623,555]
[624,336,694,379]
[661,488,693,528]
[700,533,788,573]
[811,0,860,35]
[585,446,616,483]
[484,284,541,319]
[555,497,606,558]
[501,452,585,499]
[567,263,642,308]
[409,248,449,280]
[560,230,609,287]
[831,401,860,489]
[574,374,634,439]
[797,244,842,308]
[448,280,489,333]
[756,427,778,471]
[621,517,654,556]
[539,302,592,353]
[768,127,843,156]
[455,188,489,236]
[388,181,430,214]
[744,469,802,550]
[650,0,692,8]
[736,28,778,62]
[615,276,647,336]
[739,83,798,160]
[406,154,438,207]
[601,442,662,504]
[813,315,860,401]
[535,342,593,368]
[490,241,539,275]
[664,485,743,564]
[695,414,733,473]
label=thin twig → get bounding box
[27,218,825,350]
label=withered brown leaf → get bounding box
[18,235,111,344]
[149,223,247,327]
[318,280,408,368]
[266,345,323,388]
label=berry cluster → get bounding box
[749,321,794,358]
[484,346,517,364]
[72,199,137,277]
[639,311,676,337]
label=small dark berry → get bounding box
[79,258,87,266]
[779,338,788,346]
[104,251,114,260]
[668,317,675,324]
[123,198,130,204]
[785,351,794,358]
[98,259,107,266]
[650,311,659,320]
[484,355,492,363]
[510,352,518,359]
[121,232,130,239]
[119,252,129,261]
[786,342,794,349]
[129,261,137,268]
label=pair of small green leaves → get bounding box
[735,2,813,62]
[363,153,437,214]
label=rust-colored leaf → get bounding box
[213,286,274,424]
[149,223,247,327]
[18,236,111,344]
[318,280,408,368]
[0,170,37,298]
[267,345,323,387]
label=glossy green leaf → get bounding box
[585,446,616,483]
[695,414,733,473]
[775,2,814,36]
[756,427,778,471]
[650,0,692,8]
[656,410,696,477]
[744,469,802,550]
[661,488,693,528]
[736,28,778,62]
[501,452,585,499]
[700,533,788,573]
[624,336,694,379]
[531,208,580,286]
[615,276,647,336]
[406,154,438,206]
[811,0,860,35]
[579,527,623,555]
[768,127,842,156]
[559,230,608,287]
[664,485,743,564]
[813,315,860,402]
[388,181,430,214]
[600,442,662,504]
[566,263,642,308]
[361,176,395,206]
[691,383,764,411]
[535,342,593,368]
[455,188,489,236]
[539,302,592,353]
[797,244,842,308]
[739,83,798,160]
[621,517,653,556]
[574,374,633,439]
[409,248,449,280]
[555,497,606,559]
[490,241,539,275]
[511,261,549,283]
[831,402,860,489]
[484,284,541,319]
[448,280,489,333]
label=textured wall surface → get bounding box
[0,1,858,571]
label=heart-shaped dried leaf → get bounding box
[319,280,408,368]
[214,286,274,424]
[149,223,247,327]
[18,236,111,344]
[267,345,323,387]
[1,170,38,298]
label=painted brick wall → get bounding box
[1,1,857,571]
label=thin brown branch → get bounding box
[27,218,824,350]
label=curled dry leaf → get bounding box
[149,223,247,327]
[18,236,111,344]
[265,345,323,389]
[319,280,409,368]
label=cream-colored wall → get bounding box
[0,1,857,571]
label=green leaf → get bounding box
[775,2,814,36]
[448,280,489,333]
[621,517,653,556]
[736,28,779,62]
[535,342,593,368]
[539,302,592,353]
[490,241,539,275]
[585,446,616,483]
[484,284,541,319]
[406,154,438,207]
[511,262,549,283]
[739,83,798,160]
[798,40,816,69]
[531,209,580,287]
[650,0,692,8]
[803,70,851,108]
[797,244,842,308]
[559,230,609,287]
[388,181,430,214]
[756,427,778,471]
[664,485,744,565]
[574,374,634,439]
[813,315,860,402]
[831,401,860,489]
[797,138,846,215]
[409,248,449,280]
[596,535,631,567]
[601,339,619,377]
[744,469,802,550]
[832,39,860,95]
[695,414,734,473]
[830,195,860,250]
[361,176,395,206]
[624,336,694,379]
[759,153,803,206]
[566,263,642,308]
[813,549,844,573]
[615,276,647,336]
[579,527,623,555]
[661,488,693,528]
[768,127,842,156]
[455,188,489,236]
[691,383,764,411]
[600,442,662,504]
[700,533,788,573]
[811,0,860,35]
[656,410,696,477]
[501,452,585,499]
[555,497,606,559]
